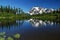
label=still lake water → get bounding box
[0,19,60,40]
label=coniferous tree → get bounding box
[0,5,24,14]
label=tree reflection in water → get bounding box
[0,20,24,30]
[0,19,60,40]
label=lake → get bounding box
[0,19,60,40]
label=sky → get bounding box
[0,0,60,12]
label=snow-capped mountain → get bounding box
[29,7,54,15]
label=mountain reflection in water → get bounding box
[0,19,60,40]
[28,19,59,27]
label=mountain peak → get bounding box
[29,7,55,15]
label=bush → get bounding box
[14,33,21,39]
[7,37,13,40]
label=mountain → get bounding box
[29,7,54,15]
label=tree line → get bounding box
[0,5,24,14]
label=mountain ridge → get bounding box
[29,7,55,15]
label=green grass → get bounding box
[0,32,21,40]
[30,13,60,21]
[0,32,5,36]
[7,37,13,40]
[14,33,21,39]
[0,37,5,40]
[0,12,60,22]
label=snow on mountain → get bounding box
[29,7,54,15]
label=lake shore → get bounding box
[0,13,60,21]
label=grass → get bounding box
[0,12,60,22]
[0,37,5,40]
[7,37,13,40]
[14,33,21,39]
[30,13,60,21]
[0,32,21,40]
[0,32,5,36]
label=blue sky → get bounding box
[0,0,60,12]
